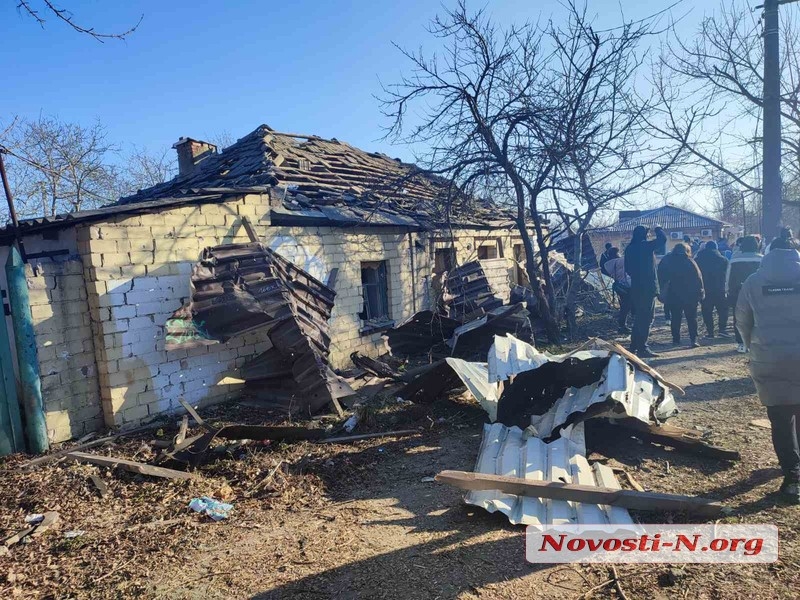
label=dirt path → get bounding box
[148,315,800,600]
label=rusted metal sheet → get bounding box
[165,242,352,414]
[384,311,459,357]
[448,303,533,358]
[466,423,633,526]
[443,261,504,319]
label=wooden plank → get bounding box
[321,429,420,444]
[89,474,109,498]
[19,435,118,470]
[65,451,195,480]
[178,398,215,432]
[435,470,724,517]
[174,415,189,446]
[613,419,741,461]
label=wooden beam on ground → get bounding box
[178,398,215,432]
[89,473,109,498]
[321,429,420,444]
[174,415,189,446]
[435,470,724,518]
[19,435,118,470]
[612,418,741,462]
[65,451,195,480]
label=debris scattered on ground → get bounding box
[748,418,772,430]
[188,497,234,521]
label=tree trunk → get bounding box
[565,230,583,339]
[517,218,560,343]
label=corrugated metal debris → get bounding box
[466,423,633,526]
[383,311,460,358]
[405,334,678,435]
[165,242,353,414]
[443,261,504,319]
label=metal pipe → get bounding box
[0,152,20,233]
[0,151,26,259]
[6,246,48,453]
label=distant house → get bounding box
[0,124,535,443]
[592,205,730,258]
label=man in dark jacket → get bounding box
[624,224,667,357]
[736,238,800,503]
[599,242,613,276]
[695,241,730,337]
[657,243,705,347]
[727,235,763,352]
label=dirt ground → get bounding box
[2,310,799,599]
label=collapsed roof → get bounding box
[164,242,353,415]
[121,125,515,230]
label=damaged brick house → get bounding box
[0,124,534,443]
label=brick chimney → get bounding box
[172,137,217,177]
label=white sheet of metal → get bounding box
[487,334,608,383]
[444,358,499,421]
[465,423,634,526]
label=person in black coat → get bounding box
[658,243,705,347]
[624,224,667,357]
[694,241,730,337]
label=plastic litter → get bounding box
[24,514,44,524]
[64,530,85,539]
[343,413,359,433]
[188,497,233,521]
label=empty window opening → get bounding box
[434,248,456,274]
[477,244,498,260]
[360,261,390,323]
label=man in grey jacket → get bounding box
[736,238,800,503]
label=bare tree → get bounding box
[382,1,686,340]
[652,1,800,235]
[122,146,176,195]
[0,116,121,217]
[543,7,690,335]
[381,1,564,340]
[16,0,142,42]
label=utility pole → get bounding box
[761,0,799,240]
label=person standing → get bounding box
[736,238,800,504]
[727,235,763,353]
[695,241,730,338]
[624,224,667,358]
[599,242,613,276]
[605,247,631,333]
[657,243,705,347]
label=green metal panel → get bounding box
[6,247,48,453]
[0,291,23,455]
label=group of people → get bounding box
[599,228,796,355]
[600,225,800,503]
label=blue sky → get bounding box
[2,0,724,164]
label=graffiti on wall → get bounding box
[267,235,330,283]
